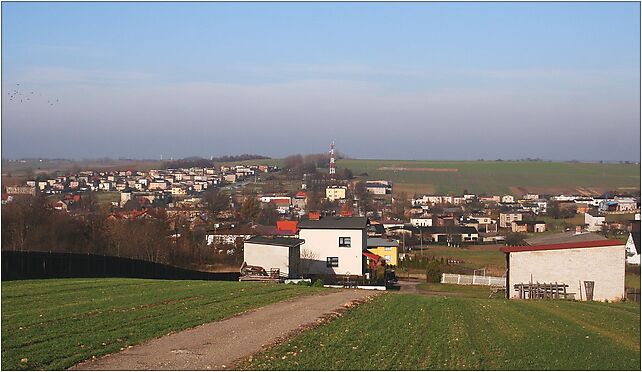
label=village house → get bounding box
[365,180,392,195]
[298,214,368,277]
[585,213,606,232]
[325,186,347,201]
[501,195,515,203]
[626,219,640,265]
[410,217,433,227]
[421,226,479,243]
[511,220,546,233]
[502,240,626,301]
[499,212,522,228]
[367,237,399,266]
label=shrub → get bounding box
[312,279,325,287]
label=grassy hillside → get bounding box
[243,294,641,370]
[1,279,324,370]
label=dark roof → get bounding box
[421,226,479,234]
[245,236,304,248]
[513,220,546,225]
[367,224,385,234]
[501,239,623,253]
[525,231,608,246]
[298,216,368,230]
[367,238,399,247]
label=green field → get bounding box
[420,246,506,275]
[338,160,639,196]
[243,294,641,370]
[417,283,492,298]
[1,279,323,370]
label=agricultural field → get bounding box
[418,245,506,276]
[1,278,324,370]
[417,283,492,298]
[243,294,641,370]
[338,159,640,196]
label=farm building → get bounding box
[502,240,625,301]
[243,236,304,278]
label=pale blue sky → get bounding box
[2,2,640,160]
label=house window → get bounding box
[326,257,339,267]
[384,247,392,251]
[339,237,351,247]
[384,255,391,262]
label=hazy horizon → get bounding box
[2,2,640,161]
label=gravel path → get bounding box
[70,289,377,371]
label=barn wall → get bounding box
[243,243,292,277]
[508,245,625,301]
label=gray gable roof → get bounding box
[367,238,399,247]
[525,231,608,246]
[298,216,369,230]
[245,236,304,248]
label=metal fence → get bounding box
[1,250,240,281]
[441,273,506,286]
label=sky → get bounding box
[1,2,640,161]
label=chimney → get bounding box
[340,209,353,217]
[309,211,321,220]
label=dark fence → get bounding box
[1,251,240,281]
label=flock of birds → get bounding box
[6,83,59,107]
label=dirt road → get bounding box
[70,289,377,371]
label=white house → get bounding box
[626,219,640,265]
[499,213,522,228]
[243,236,304,278]
[585,213,606,232]
[298,215,368,277]
[501,195,515,203]
[502,240,626,301]
[410,217,433,227]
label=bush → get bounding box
[312,279,325,287]
[425,260,443,283]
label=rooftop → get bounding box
[367,238,399,247]
[501,239,623,253]
[245,236,304,248]
[524,231,608,246]
[298,216,368,230]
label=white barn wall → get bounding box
[508,246,625,301]
[244,243,296,278]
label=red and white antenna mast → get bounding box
[329,140,336,179]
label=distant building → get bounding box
[365,181,392,195]
[325,186,347,202]
[585,213,606,232]
[410,217,433,227]
[511,220,546,233]
[367,238,399,266]
[499,213,522,228]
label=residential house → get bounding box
[421,226,479,243]
[511,220,546,233]
[365,180,392,195]
[325,186,347,202]
[367,238,399,266]
[501,195,515,203]
[410,217,433,227]
[626,219,640,265]
[502,240,626,301]
[298,214,369,277]
[585,213,606,232]
[499,213,522,228]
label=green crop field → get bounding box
[335,159,640,196]
[243,294,641,371]
[1,279,324,370]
